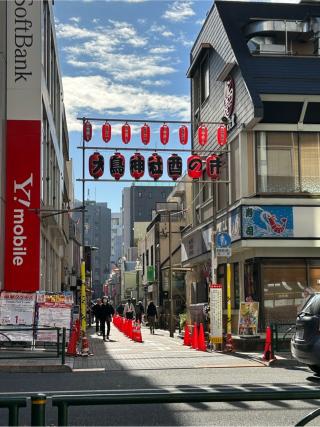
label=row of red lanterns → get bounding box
[83,121,228,147]
[89,152,221,181]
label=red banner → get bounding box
[4,120,41,292]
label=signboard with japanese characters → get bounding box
[36,292,73,342]
[0,292,36,342]
[238,302,259,336]
[209,283,223,344]
[242,206,293,238]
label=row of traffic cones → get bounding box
[113,315,143,343]
[66,320,93,357]
[183,323,206,352]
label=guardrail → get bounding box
[4,387,320,426]
[270,322,296,352]
[0,327,66,365]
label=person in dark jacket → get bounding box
[100,297,115,341]
[116,303,124,317]
[147,301,157,334]
[92,298,102,335]
[135,301,145,323]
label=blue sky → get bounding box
[54,0,299,212]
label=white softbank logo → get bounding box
[12,174,33,266]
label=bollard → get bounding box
[62,328,66,365]
[31,394,47,426]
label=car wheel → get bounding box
[308,365,320,375]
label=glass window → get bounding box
[217,153,228,211]
[256,131,320,194]
[299,133,320,193]
[200,55,210,104]
[257,132,299,192]
[262,259,307,325]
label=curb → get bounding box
[0,364,73,373]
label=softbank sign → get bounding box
[5,0,41,292]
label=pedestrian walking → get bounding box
[100,297,115,341]
[116,303,124,317]
[135,300,145,323]
[92,298,102,335]
[147,301,157,334]
[123,298,135,320]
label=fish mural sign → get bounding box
[242,206,293,238]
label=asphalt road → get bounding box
[1,364,320,426]
[0,326,319,426]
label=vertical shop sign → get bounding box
[5,1,41,291]
[209,283,223,344]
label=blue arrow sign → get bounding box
[216,232,231,248]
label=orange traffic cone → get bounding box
[66,324,78,356]
[183,324,191,346]
[191,323,198,350]
[263,326,275,361]
[129,320,133,340]
[198,323,206,352]
[135,321,143,343]
[132,321,137,342]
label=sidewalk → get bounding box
[0,324,300,372]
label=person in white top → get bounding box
[123,298,136,320]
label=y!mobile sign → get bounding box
[5,0,41,292]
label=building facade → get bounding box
[2,0,72,293]
[83,201,111,298]
[110,213,122,269]
[121,185,173,260]
[184,0,320,331]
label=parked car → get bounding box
[291,293,320,374]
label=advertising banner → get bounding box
[0,292,36,342]
[5,0,41,292]
[238,302,259,336]
[209,283,223,344]
[36,292,73,342]
[242,206,293,238]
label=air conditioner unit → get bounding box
[259,44,286,54]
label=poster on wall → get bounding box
[0,292,36,342]
[36,292,73,342]
[209,284,223,344]
[242,206,293,238]
[238,302,259,336]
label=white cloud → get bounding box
[63,75,190,131]
[59,21,177,81]
[149,46,175,54]
[70,17,81,23]
[163,1,195,22]
[141,79,170,87]
[162,30,174,38]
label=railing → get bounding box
[0,327,66,365]
[270,322,296,352]
[4,387,320,426]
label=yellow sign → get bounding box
[210,336,223,344]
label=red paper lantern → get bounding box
[130,152,145,180]
[148,153,163,180]
[83,120,92,142]
[187,154,202,180]
[89,152,104,179]
[122,122,131,144]
[179,125,188,145]
[217,124,228,146]
[167,154,182,181]
[141,123,150,145]
[198,124,208,146]
[160,124,169,145]
[206,154,220,180]
[110,152,125,180]
[102,122,111,143]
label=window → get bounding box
[151,245,154,266]
[146,250,149,267]
[200,55,210,104]
[138,191,143,198]
[257,132,320,194]
[217,153,228,211]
